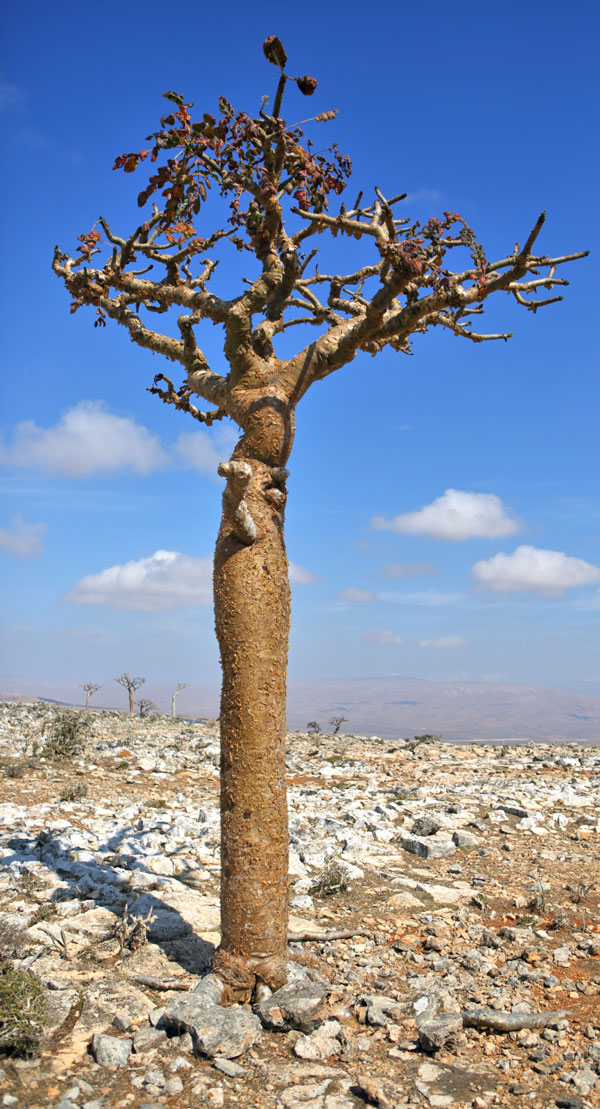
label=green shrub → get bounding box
[0,959,47,1056]
[60,781,89,802]
[29,904,57,926]
[312,858,349,898]
[43,709,90,760]
[3,760,25,779]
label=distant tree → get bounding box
[137,697,158,717]
[329,715,348,735]
[115,673,145,715]
[81,682,100,710]
[306,720,321,735]
[53,37,587,995]
[172,683,189,717]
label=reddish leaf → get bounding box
[296,76,318,96]
[263,36,287,67]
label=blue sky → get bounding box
[1,0,599,699]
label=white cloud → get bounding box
[0,513,47,557]
[338,587,376,604]
[64,549,319,611]
[419,636,467,648]
[381,562,435,579]
[0,401,168,477]
[403,188,444,207]
[289,562,318,585]
[379,590,463,607]
[471,545,600,596]
[371,489,521,541]
[365,629,405,645]
[64,550,213,611]
[174,426,238,473]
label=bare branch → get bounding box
[148,373,226,425]
[512,291,563,311]
[291,206,382,240]
[435,315,513,342]
[299,261,383,289]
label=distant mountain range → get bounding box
[2,675,599,742]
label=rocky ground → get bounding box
[0,700,599,1109]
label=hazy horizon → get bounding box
[3,672,599,743]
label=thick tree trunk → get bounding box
[213,453,291,991]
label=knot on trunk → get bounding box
[264,466,289,510]
[218,460,259,545]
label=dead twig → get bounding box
[462,1007,567,1032]
[132,974,195,991]
[289,928,376,942]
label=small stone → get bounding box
[91,1033,132,1067]
[293,1019,341,1060]
[553,945,572,966]
[171,1031,194,1054]
[133,1027,168,1053]
[255,980,329,1032]
[358,994,403,1028]
[452,830,479,848]
[213,1057,247,1077]
[417,1011,463,1052]
[411,816,443,837]
[142,1063,166,1089]
[163,1076,184,1096]
[290,894,314,911]
[353,1075,396,1109]
[63,1088,82,1101]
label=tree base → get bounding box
[211,946,289,1002]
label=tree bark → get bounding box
[213,447,291,990]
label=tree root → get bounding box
[288,928,376,942]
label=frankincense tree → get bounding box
[53,36,587,997]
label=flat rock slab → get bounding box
[400,833,456,859]
[255,980,329,1033]
[277,1077,360,1109]
[162,994,261,1058]
[414,1059,499,1106]
[91,1033,132,1067]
